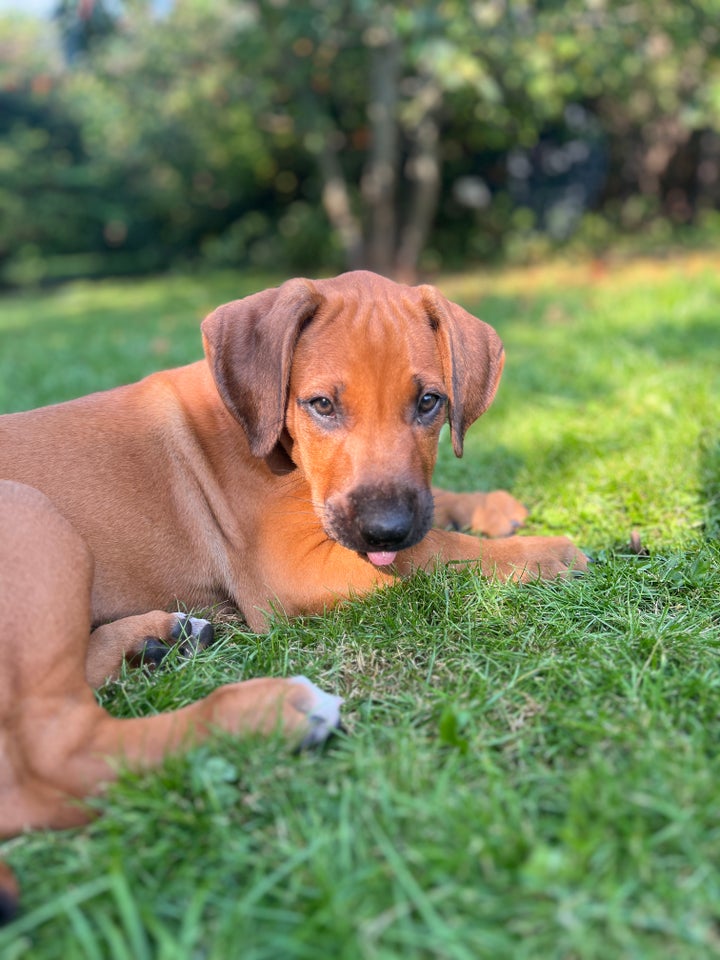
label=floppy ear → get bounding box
[419,285,505,457]
[201,278,323,458]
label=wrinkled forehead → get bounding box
[290,288,443,389]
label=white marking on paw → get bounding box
[290,675,343,746]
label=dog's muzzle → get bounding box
[323,485,434,566]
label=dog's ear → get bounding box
[201,279,323,458]
[419,286,505,457]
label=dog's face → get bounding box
[202,271,504,565]
[284,292,447,562]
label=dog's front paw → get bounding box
[481,535,588,582]
[435,489,528,537]
[469,490,529,537]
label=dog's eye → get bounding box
[309,396,335,417]
[417,393,442,416]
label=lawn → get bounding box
[0,255,719,959]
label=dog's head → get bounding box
[202,271,504,564]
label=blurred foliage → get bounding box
[2,0,720,285]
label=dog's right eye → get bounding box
[417,392,443,416]
[308,397,335,417]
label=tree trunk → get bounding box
[317,132,364,270]
[361,32,401,275]
[637,115,690,198]
[395,76,442,284]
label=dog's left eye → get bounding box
[309,396,335,417]
[417,393,442,416]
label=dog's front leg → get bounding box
[432,487,528,538]
[242,535,398,629]
[397,527,588,582]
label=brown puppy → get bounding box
[0,271,585,916]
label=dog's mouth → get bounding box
[322,485,433,565]
[365,550,398,567]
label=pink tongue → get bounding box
[367,551,397,566]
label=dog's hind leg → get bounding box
[86,610,215,687]
[0,480,340,921]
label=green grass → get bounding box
[1,256,719,958]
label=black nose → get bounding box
[357,500,415,548]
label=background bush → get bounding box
[3,0,720,286]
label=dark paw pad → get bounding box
[0,889,19,926]
[135,637,171,670]
[170,615,215,656]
